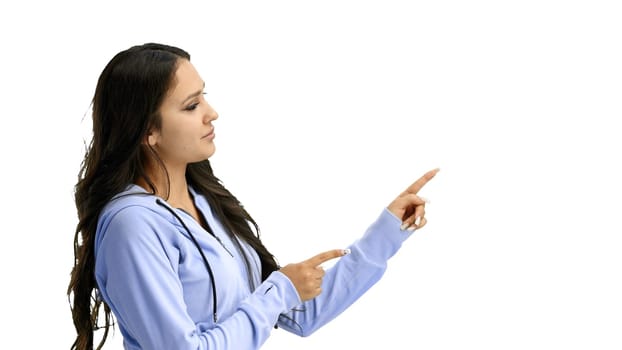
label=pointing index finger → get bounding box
[305,249,349,267]
[402,168,440,195]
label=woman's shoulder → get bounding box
[95,185,181,249]
[101,184,159,213]
[98,185,179,232]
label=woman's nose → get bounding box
[205,103,219,122]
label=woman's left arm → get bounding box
[278,168,440,335]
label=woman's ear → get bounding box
[144,129,158,147]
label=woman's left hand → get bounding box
[387,168,440,231]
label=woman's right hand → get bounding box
[387,168,440,231]
[279,249,348,301]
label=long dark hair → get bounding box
[67,43,279,350]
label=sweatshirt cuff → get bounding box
[259,270,302,312]
[351,207,414,264]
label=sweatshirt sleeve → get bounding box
[277,207,413,336]
[95,206,301,350]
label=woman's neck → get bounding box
[136,165,192,209]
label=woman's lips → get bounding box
[203,128,215,139]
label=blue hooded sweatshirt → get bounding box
[94,184,415,349]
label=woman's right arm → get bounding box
[95,206,300,350]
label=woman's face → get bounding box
[148,59,219,168]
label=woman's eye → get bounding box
[185,103,199,111]
[184,93,206,111]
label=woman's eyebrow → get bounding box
[182,82,206,104]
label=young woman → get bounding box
[67,43,439,350]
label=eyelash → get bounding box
[185,92,207,111]
[185,103,199,111]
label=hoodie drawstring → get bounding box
[156,199,219,323]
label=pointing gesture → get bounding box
[280,169,439,301]
[388,168,440,231]
[279,249,349,301]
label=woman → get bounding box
[67,42,439,350]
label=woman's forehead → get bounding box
[167,60,204,102]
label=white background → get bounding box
[1,0,621,349]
